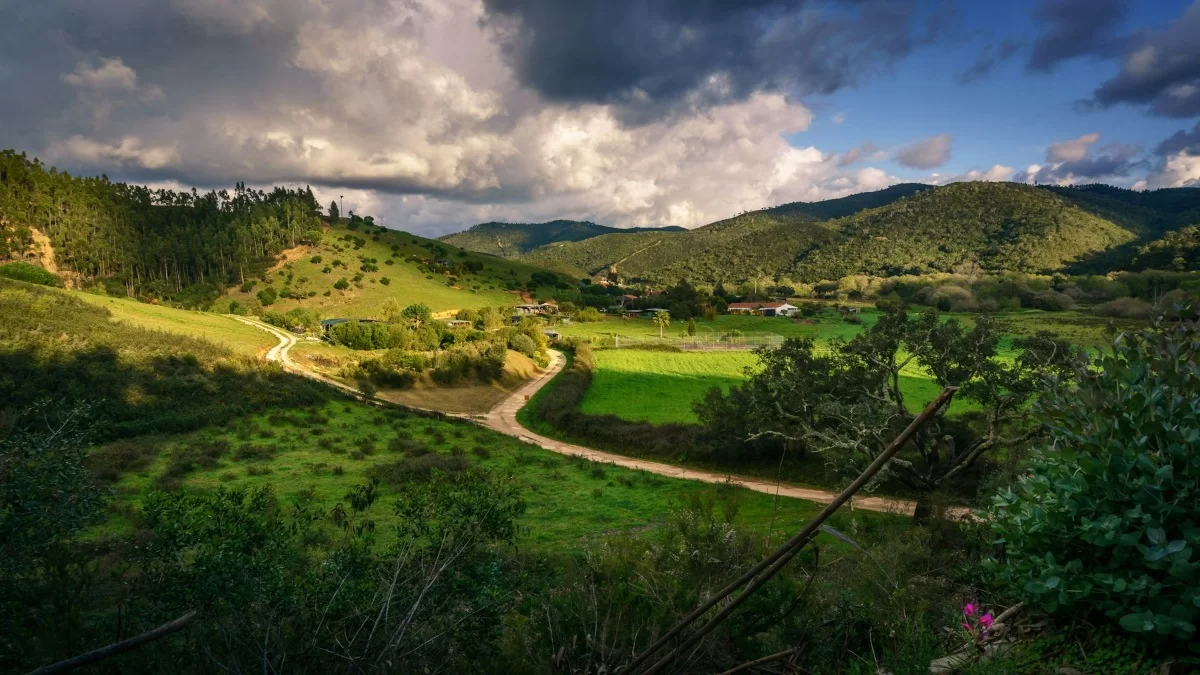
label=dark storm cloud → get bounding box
[1018,137,1145,184]
[1026,0,1128,72]
[954,39,1019,85]
[1086,1,1200,118]
[480,0,932,117]
[1156,121,1200,156]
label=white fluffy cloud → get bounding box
[1140,152,1200,189]
[18,0,915,235]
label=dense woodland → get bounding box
[0,150,323,296]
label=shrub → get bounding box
[1027,290,1075,312]
[228,300,248,316]
[987,321,1200,641]
[508,333,537,357]
[380,277,390,286]
[256,287,278,306]
[1093,297,1152,320]
[310,255,322,264]
[0,261,60,286]
[239,280,256,293]
[370,454,472,486]
[575,307,603,322]
[333,277,350,290]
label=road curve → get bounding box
[233,318,934,517]
[482,350,930,517]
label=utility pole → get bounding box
[339,195,344,221]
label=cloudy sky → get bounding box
[2,0,1199,235]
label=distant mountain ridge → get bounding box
[439,219,684,258]
[441,182,1200,284]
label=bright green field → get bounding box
[214,221,565,318]
[95,397,901,552]
[580,351,759,424]
[579,348,975,424]
[71,290,276,357]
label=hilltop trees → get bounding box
[328,200,339,222]
[0,150,322,299]
[696,308,1080,516]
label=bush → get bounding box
[0,262,60,286]
[575,307,603,322]
[1093,297,1152,320]
[1027,290,1075,311]
[508,333,537,357]
[987,321,1200,641]
[333,277,349,290]
[256,287,278,306]
[310,255,322,264]
[370,454,472,486]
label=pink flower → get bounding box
[978,613,994,631]
[963,603,977,617]
[962,622,972,633]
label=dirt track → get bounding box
[237,320,933,517]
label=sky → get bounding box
[1,0,1199,236]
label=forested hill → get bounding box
[763,183,931,220]
[0,149,323,294]
[439,219,683,257]
[505,182,1200,285]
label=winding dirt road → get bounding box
[236,319,925,516]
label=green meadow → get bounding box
[94,397,900,553]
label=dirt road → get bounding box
[481,351,928,517]
[237,320,930,517]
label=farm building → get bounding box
[513,302,558,316]
[726,301,799,317]
[443,319,473,328]
[636,308,669,318]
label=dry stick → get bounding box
[625,386,958,675]
[26,611,197,675]
[716,646,801,675]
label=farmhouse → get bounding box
[443,319,473,328]
[726,301,799,317]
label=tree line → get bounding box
[0,149,324,297]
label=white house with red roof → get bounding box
[726,301,798,317]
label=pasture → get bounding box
[92,397,902,552]
[579,347,977,424]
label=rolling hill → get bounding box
[449,182,1200,285]
[439,219,684,258]
[213,219,573,318]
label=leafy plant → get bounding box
[987,319,1200,641]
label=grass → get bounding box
[71,289,275,357]
[94,397,904,552]
[214,221,565,318]
[579,348,978,424]
[580,351,758,424]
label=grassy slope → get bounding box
[72,290,274,357]
[216,221,564,317]
[440,220,685,258]
[96,398,901,552]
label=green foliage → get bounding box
[333,277,349,290]
[0,150,322,299]
[0,261,60,286]
[256,286,278,306]
[987,320,1200,641]
[574,306,603,322]
[440,219,682,258]
[508,332,537,357]
[401,302,432,326]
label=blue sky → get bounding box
[798,0,1195,185]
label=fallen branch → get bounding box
[717,646,801,675]
[26,611,197,675]
[625,387,958,675]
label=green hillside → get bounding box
[215,219,571,317]
[791,182,1137,281]
[765,183,931,220]
[440,219,683,258]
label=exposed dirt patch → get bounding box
[28,228,82,288]
[267,244,314,272]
